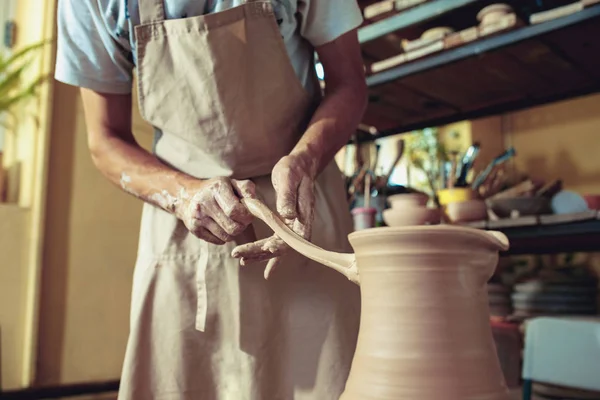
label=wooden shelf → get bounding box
[490,218,600,255]
[358,0,481,43]
[366,5,600,87]
[359,4,600,140]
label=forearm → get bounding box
[292,83,367,176]
[89,133,197,214]
[291,28,368,176]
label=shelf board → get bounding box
[366,5,600,87]
[360,5,600,140]
[495,219,600,255]
[358,0,481,43]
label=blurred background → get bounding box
[0,0,599,399]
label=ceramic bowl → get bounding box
[477,3,513,25]
[383,206,441,227]
[446,199,488,223]
[486,196,551,218]
[387,193,429,209]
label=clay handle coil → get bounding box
[242,198,360,285]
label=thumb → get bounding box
[273,171,300,220]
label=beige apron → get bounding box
[119,0,361,399]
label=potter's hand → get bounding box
[177,177,256,245]
[232,153,316,278]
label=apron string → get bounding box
[138,0,166,24]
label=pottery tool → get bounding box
[481,166,506,198]
[448,152,458,189]
[348,142,370,201]
[441,161,450,189]
[488,179,537,201]
[472,147,516,190]
[536,179,562,198]
[455,143,480,187]
[364,172,372,209]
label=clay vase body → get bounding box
[243,199,512,400]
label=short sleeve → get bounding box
[297,0,364,47]
[55,0,134,94]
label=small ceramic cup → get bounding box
[352,207,378,231]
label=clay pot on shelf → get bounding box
[387,192,429,208]
[446,199,488,223]
[244,198,512,400]
[383,206,440,226]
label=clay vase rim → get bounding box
[242,198,509,286]
[348,224,510,252]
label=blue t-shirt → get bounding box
[55,0,364,94]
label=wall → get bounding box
[504,93,600,194]
[0,205,29,389]
[0,0,55,389]
[36,82,154,385]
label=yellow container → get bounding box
[437,188,477,206]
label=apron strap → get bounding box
[138,0,166,24]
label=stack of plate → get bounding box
[511,280,598,319]
[488,283,512,317]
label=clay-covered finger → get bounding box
[195,216,232,243]
[231,179,257,199]
[203,198,245,236]
[213,180,253,224]
[292,218,310,241]
[239,252,278,266]
[264,257,282,280]
[193,227,226,245]
[297,177,315,232]
[231,238,270,259]
[272,169,301,220]
[261,236,287,254]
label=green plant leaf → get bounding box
[0,75,47,111]
[0,41,50,119]
[0,40,48,73]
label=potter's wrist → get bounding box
[289,144,321,179]
[170,175,205,219]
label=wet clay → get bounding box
[244,198,512,400]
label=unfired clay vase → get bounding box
[243,198,512,400]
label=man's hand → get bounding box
[231,152,317,278]
[177,178,257,245]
